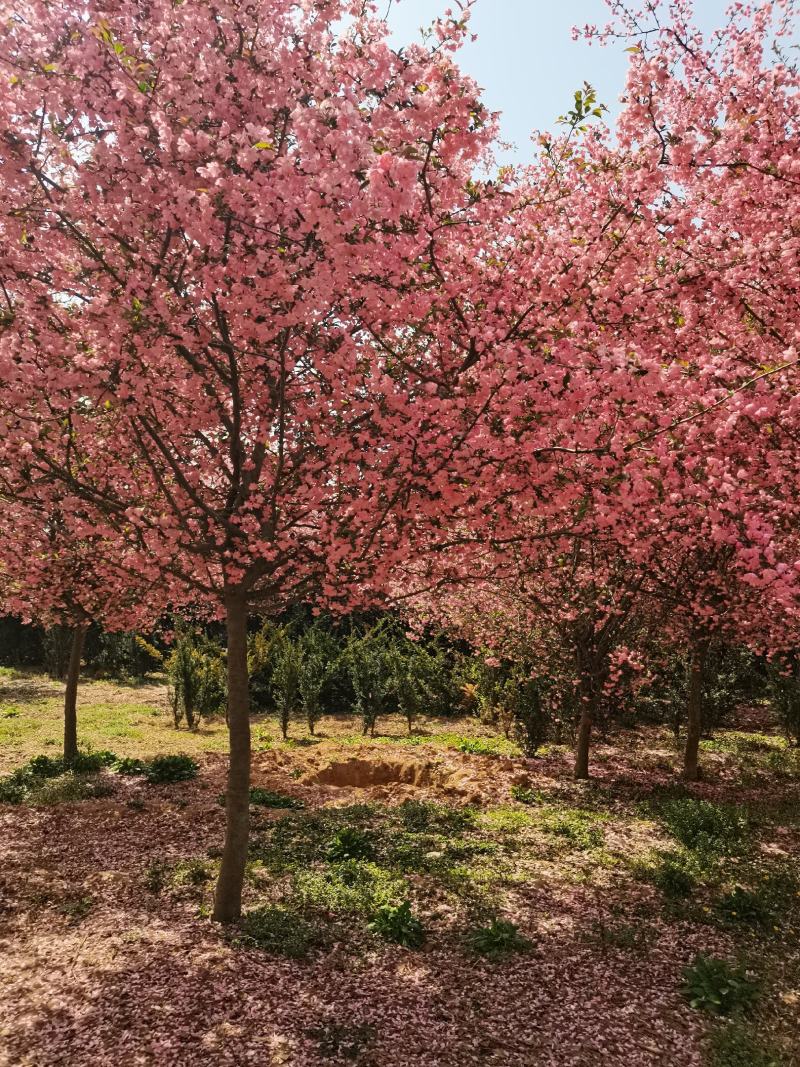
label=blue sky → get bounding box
[385,0,734,161]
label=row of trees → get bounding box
[0,0,798,920]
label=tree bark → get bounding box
[574,703,593,780]
[63,624,88,767]
[684,641,708,781]
[213,591,251,923]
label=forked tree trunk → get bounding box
[63,623,88,767]
[684,641,708,782]
[213,591,251,923]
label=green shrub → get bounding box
[173,859,214,887]
[116,756,148,776]
[510,785,543,805]
[647,851,697,898]
[397,798,475,834]
[167,633,226,729]
[509,674,550,756]
[298,624,338,735]
[326,827,375,862]
[248,787,304,809]
[0,772,31,804]
[27,754,67,779]
[144,860,170,893]
[768,657,800,747]
[467,918,531,960]
[72,750,117,774]
[368,900,425,948]
[146,754,198,784]
[34,773,101,805]
[660,799,748,854]
[346,629,395,738]
[715,885,776,929]
[239,906,320,957]
[271,637,303,740]
[87,630,163,681]
[682,955,760,1015]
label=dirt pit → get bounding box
[310,759,439,789]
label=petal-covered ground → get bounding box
[0,677,798,1067]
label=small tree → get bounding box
[768,657,800,747]
[346,630,395,738]
[271,638,303,741]
[507,672,549,756]
[167,633,227,729]
[298,625,338,736]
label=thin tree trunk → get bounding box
[213,591,251,923]
[574,703,593,779]
[63,624,88,767]
[684,641,708,782]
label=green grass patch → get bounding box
[539,807,606,850]
[700,733,786,756]
[238,905,321,957]
[467,918,532,960]
[295,860,406,915]
[478,805,535,833]
[658,798,749,855]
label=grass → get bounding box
[0,674,531,773]
[708,1020,786,1067]
[0,675,230,771]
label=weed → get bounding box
[700,733,784,756]
[539,808,605,850]
[173,859,215,888]
[682,955,761,1015]
[479,806,534,833]
[714,885,776,930]
[35,773,109,805]
[467,918,531,960]
[57,895,94,922]
[116,756,148,776]
[397,798,476,834]
[326,827,376,862]
[644,851,697,898]
[295,860,405,915]
[144,860,170,894]
[145,754,198,783]
[456,736,519,757]
[368,900,425,948]
[510,785,543,805]
[249,787,304,809]
[587,918,652,953]
[239,906,320,957]
[660,799,748,854]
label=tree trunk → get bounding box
[574,703,593,780]
[63,624,87,766]
[684,641,708,782]
[213,591,251,923]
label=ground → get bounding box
[0,672,798,1067]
